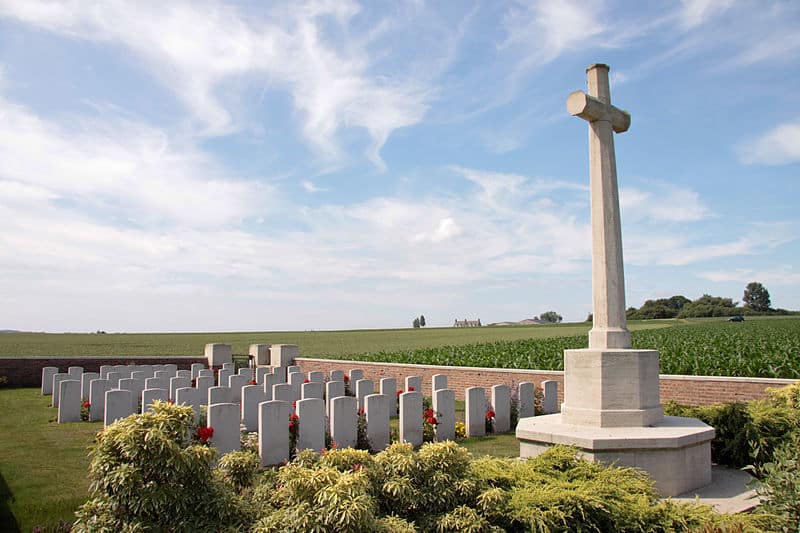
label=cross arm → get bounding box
[567,90,631,133]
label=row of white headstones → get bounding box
[41,364,559,466]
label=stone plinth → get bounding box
[517,414,714,497]
[561,348,663,427]
[205,343,232,367]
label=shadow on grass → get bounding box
[0,471,21,533]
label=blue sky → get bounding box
[0,0,797,333]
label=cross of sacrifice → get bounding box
[567,63,632,350]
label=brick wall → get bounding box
[296,358,798,407]
[0,356,207,388]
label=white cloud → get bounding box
[620,183,711,222]
[0,96,266,227]
[738,121,800,166]
[302,180,326,193]
[699,268,800,286]
[679,0,734,29]
[0,0,433,168]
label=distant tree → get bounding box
[413,317,420,328]
[419,315,426,327]
[678,294,738,318]
[540,311,562,323]
[627,296,691,320]
[743,282,771,312]
[586,313,593,322]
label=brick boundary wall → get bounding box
[295,358,799,407]
[0,356,207,388]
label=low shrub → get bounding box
[757,435,800,532]
[664,384,800,473]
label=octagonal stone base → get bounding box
[517,414,715,497]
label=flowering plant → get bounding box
[197,426,214,443]
[485,410,495,434]
[288,413,299,457]
[248,380,257,386]
[454,421,467,440]
[81,400,91,421]
[423,408,439,442]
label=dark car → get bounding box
[728,315,745,322]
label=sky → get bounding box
[0,0,798,333]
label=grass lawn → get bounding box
[0,388,521,531]
[0,320,674,358]
[0,388,100,533]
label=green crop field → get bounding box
[0,320,671,358]
[327,317,800,379]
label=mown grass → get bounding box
[0,388,100,533]
[0,320,673,358]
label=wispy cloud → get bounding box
[620,183,711,223]
[738,121,800,166]
[302,180,326,193]
[0,0,434,168]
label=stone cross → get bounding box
[567,63,631,350]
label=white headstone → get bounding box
[325,381,345,418]
[142,388,168,413]
[198,369,214,378]
[170,377,191,402]
[432,374,448,392]
[131,370,148,382]
[89,378,109,421]
[405,376,421,394]
[271,366,287,383]
[355,379,373,411]
[207,403,240,458]
[287,365,302,375]
[208,386,233,405]
[80,372,100,400]
[242,385,267,432]
[205,343,232,367]
[272,383,294,403]
[218,368,232,388]
[349,369,364,383]
[237,367,254,382]
[330,396,357,449]
[118,378,140,411]
[99,365,112,379]
[51,373,69,407]
[41,367,59,395]
[263,373,279,400]
[154,370,170,380]
[492,385,511,433]
[105,372,122,390]
[191,363,205,378]
[165,364,179,376]
[302,381,324,400]
[329,370,344,382]
[259,400,291,466]
[288,372,304,402]
[399,391,423,447]
[195,376,214,403]
[222,362,235,372]
[379,378,398,417]
[541,380,559,415]
[255,367,271,385]
[105,389,134,428]
[145,377,169,391]
[465,387,485,437]
[433,389,455,442]
[365,394,390,451]
[67,366,83,378]
[176,369,191,380]
[138,365,154,378]
[308,371,324,383]
[296,398,325,453]
[227,374,248,403]
[518,382,536,419]
[58,380,81,423]
[175,387,203,422]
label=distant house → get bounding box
[454,318,482,327]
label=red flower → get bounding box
[423,408,434,418]
[304,378,310,384]
[330,441,339,449]
[191,378,196,386]
[197,426,214,443]
[396,389,404,396]
[408,386,415,391]
[343,375,350,383]
[289,413,299,422]
[288,422,298,434]
[485,410,495,420]
[426,416,438,425]
[82,401,91,409]
[358,407,365,416]
[248,380,257,385]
